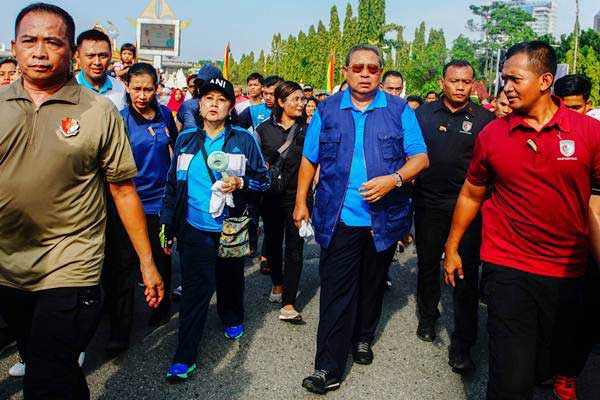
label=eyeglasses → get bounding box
[349,64,381,74]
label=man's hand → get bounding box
[293,203,310,229]
[140,260,164,309]
[443,250,464,288]
[221,176,242,193]
[159,224,174,255]
[359,174,397,203]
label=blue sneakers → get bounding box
[166,363,197,381]
[224,324,244,340]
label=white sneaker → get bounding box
[279,307,302,322]
[269,289,282,303]
[8,360,24,377]
[8,352,84,377]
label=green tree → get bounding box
[341,2,359,69]
[357,0,386,45]
[393,25,410,74]
[468,2,536,49]
[257,50,267,75]
[450,34,481,77]
[329,5,342,84]
[582,47,600,105]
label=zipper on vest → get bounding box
[332,172,351,233]
[363,146,375,240]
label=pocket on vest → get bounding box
[319,130,341,161]
[377,132,403,160]
[385,204,410,232]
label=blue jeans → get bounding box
[174,223,245,365]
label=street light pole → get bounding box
[574,0,580,73]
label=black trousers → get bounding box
[314,224,396,379]
[482,263,584,400]
[414,206,481,349]
[0,285,102,400]
[174,223,245,365]
[102,213,171,342]
[261,196,305,306]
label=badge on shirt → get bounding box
[461,120,473,134]
[559,140,575,157]
[59,117,80,137]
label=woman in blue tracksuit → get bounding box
[160,77,269,381]
[103,63,176,353]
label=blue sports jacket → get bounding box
[159,124,270,236]
[313,91,413,252]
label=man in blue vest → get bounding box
[294,44,429,394]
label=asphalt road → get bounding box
[0,240,598,399]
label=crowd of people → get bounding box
[0,3,599,400]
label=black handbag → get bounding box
[199,134,250,258]
[268,124,300,194]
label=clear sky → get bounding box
[1,0,597,60]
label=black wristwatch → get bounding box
[393,172,403,187]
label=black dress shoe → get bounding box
[416,321,436,342]
[448,345,475,373]
[353,342,374,365]
[302,370,340,394]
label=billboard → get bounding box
[136,18,180,57]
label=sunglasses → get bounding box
[349,63,381,74]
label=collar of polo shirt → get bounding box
[507,96,571,134]
[77,71,113,94]
[339,87,387,112]
[1,76,81,105]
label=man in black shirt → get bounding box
[414,60,495,373]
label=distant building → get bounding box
[508,0,557,36]
[594,10,600,32]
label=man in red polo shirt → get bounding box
[444,41,600,400]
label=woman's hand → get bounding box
[221,176,243,193]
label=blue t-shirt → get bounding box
[176,98,200,131]
[249,103,271,128]
[303,89,427,227]
[186,130,226,232]
[120,104,177,215]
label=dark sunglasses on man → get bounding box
[348,64,381,74]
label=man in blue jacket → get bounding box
[294,44,429,394]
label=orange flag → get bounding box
[326,48,335,93]
[223,42,230,80]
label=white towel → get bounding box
[209,181,235,218]
[299,220,315,240]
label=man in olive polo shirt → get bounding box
[0,4,163,399]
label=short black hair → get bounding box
[406,95,424,106]
[125,62,158,86]
[425,91,438,98]
[554,74,592,101]
[382,70,403,83]
[77,29,111,51]
[247,72,264,84]
[263,75,283,88]
[443,60,474,78]
[0,58,17,68]
[505,40,557,77]
[120,43,136,57]
[15,3,75,48]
